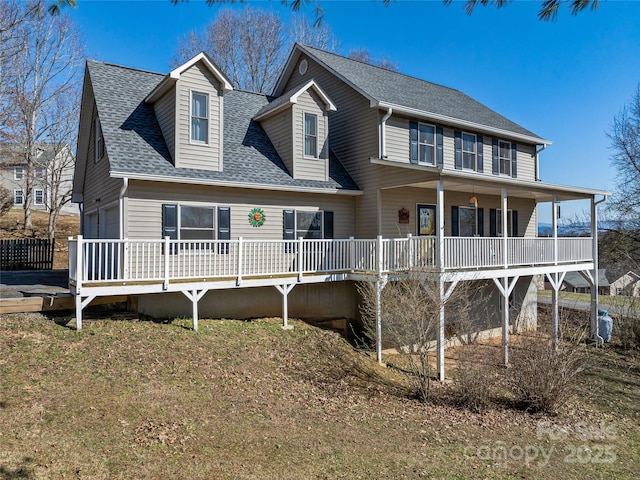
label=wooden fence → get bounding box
[0,238,55,271]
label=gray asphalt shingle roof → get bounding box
[297,45,545,142]
[563,270,610,289]
[87,60,358,191]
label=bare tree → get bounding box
[1,0,84,231]
[290,13,339,52]
[348,48,399,72]
[173,6,287,94]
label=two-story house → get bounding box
[71,45,609,379]
[1,143,78,216]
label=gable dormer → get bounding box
[255,80,336,182]
[145,53,233,172]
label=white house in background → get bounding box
[559,270,610,295]
[0,143,78,216]
[71,44,610,380]
[610,271,640,297]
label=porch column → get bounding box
[375,276,388,365]
[552,195,558,265]
[548,272,566,351]
[181,289,208,331]
[436,180,446,381]
[590,197,600,340]
[502,276,510,365]
[502,188,508,268]
[437,180,445,270]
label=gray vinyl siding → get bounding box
[126,181,356,240]
[292,89,328,181]
[260,109,294,176]
[83,107,122,216]
[175,61,222,171]
[282,54,380,238]
[153,89,175,162]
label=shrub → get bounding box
[0,185,12,216]
[615,315,640,350]
[508,333,587,414]
[452,354,495,413]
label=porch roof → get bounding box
[371,158,611,202]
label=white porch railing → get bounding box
[68,235,594,286]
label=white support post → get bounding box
[349,236,355,271]
[437,180,445,270]
[237,237,243,286]
[75,295,83,331]
[502,276,509,365]
[552,195,558,265]
[375,276,388,365]
[437,274,446,381]
[163,236,170,290]
[275,284,296,330]
[377,235,384,275]
[502,188,508,268]
[590,197,600,340]
[181,289,208,331]
[298,237,304,281]
[123,239,129,281]
[407,233,414,269]
[551,273,559,350]
[74,235,84,331]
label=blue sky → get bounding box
[70,0,640,223]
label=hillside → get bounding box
[1,314,638,479]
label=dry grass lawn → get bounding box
[0,312,638,479]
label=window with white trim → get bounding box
[35,166,45,179]
[462,132,476,170]
[14,189,24,206]
[418,122,435,164]
[34,189,44,206]
[94,117,104,162]
[304,113,318,157]
[14,166,24,180]
[496,209,513,236]
[499,140,511,176]
[191,91,209,143]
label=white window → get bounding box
[496,209,513,236]
[179,205,215,240]
[191,92,209,143]
[462,132,476,170]
[418,122,435,164]
[35,166,45,179]
[94,117,104,162]
[499,140,511,176]
[14,166,24,180]
[34,189,44,205]
[296,210,323,239]
[304,113,318,157]
[14,189,24,206]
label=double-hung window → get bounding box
[34,189,44,206]
[498,140,511,176]
[191,92,209,143]
[179,205,215,240]
[462,132,476,170]
[496,209,513,236]
[418,122,435,164]
[14,166,24,180]
[304,113,318,157]
[296,210,323,239]
[14,189,24,206]
[35,166,45,179]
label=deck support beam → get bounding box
[274,284,296,330]
[181,289,208,331]
[375,276,388,365]
[590,197,600,341]
[493,276,519,365]
[436,277,459,382]
[546,271,566,350]
[74,294,95,331]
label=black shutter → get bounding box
[162,204,177,239]
[436,126,444,167]
[477,135,484,172]
[492,138,499,175]
[451,206,459,237]
[283,210,295,240]
[409,121,418,164]
[490,209,497,237]
[477,208,484,237]
[454,131,462,170]
[217,206,230,253]
[512,210,518,237]
[511,142,517,178]
[323,211,334,239]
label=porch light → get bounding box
[469,196,478,208]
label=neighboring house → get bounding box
[72,45,609,378]
[0,143,78,216]
[610,271,640,297]
[554,270,610,295]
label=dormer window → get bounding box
[304,113,318,157]
[191,91,209,143]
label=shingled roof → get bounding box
[277,44,547,144]
[86,60,358,192]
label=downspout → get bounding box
[591,194,607,341]
[119,177,128,240]
[379,107,393,159]
[534,144,547,182]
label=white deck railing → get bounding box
[68,235,593,286]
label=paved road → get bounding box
[538,295,640,317]
[0,269,69,298]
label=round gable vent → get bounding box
[298,59,308,75]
